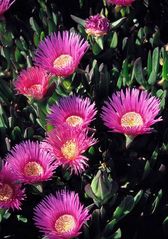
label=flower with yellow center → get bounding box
[53,54,73,70]
[48,95,97,131]
[6,141,56,185]
[0,183,13,202]
[121,112,143,128]
[61,140,78,160]
[34,190,90,239]
[34,31,89,77]
[55,214,76,233]
[101,88,162,146]
[66,115,83,127]
[24,161,44,177]
[47,127,96,174]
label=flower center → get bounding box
[24,161,44,177]
[66,115,83,127]
[27,84,42,94]
[0,183,13,202]
[61,140,78,160]
[55,214,76,234]
[53,54,73,70]
[121,112,143,127]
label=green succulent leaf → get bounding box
[70,15,85,26]
[111,17,126,30]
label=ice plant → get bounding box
[34,190,90,239]
[46,127,96,174]
[14,67,50,100]
[6,141,57,184]
[34,31,89,78]
[0,164,25,210]
[106,0,134,6]
[0,0,15,16]
[85,14,110,37]
[101,88,162,138]
[40,141,56,161]
[48,95,97,129]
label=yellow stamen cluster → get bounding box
[55,214,76,233]
[24,161,44,177]
[66,115,83,127]
[121,112,143,127]
[53,54,73,69]
[61,140,78,160]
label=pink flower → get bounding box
[106,0,134,6]
[6,141,57,184]
[46,127,97,174]
[85,14,110,37]
[0,0,15,16]
[48,95,97,129]
[34,190,90,239]
[14,67,50,100]
[0,164,25,210]
[34,31,89,77]
[40,141,57,161]
[101,88,162,137]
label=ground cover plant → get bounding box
[1,0,168,238]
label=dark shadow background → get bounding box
[1,0,168,239]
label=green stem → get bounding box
[125,135,135,148]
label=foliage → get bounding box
[1,0,168,238]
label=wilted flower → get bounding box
[106,0,134,6]
[6,141,57,184]
[101,88,162,137]
[85,14,110,37]
[0,164,25,210]
[34,31,89,78]
[0,0,15,16]
[46,127,97,174]
[14,67,50,100]
[34,190,90,239]
[48,95,97,129]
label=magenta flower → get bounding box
[34,190,90,239]
[14,67,50,100]
[48,95,97,129]
[106,0,134,6]
[101,88,162,137]
[6,141,57,184]
[46,127,97,174]
[34,31,89,78]
[85,14,110,37]
[0,0,15,16]
[0,164,25,210]
[40,141,56,161]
